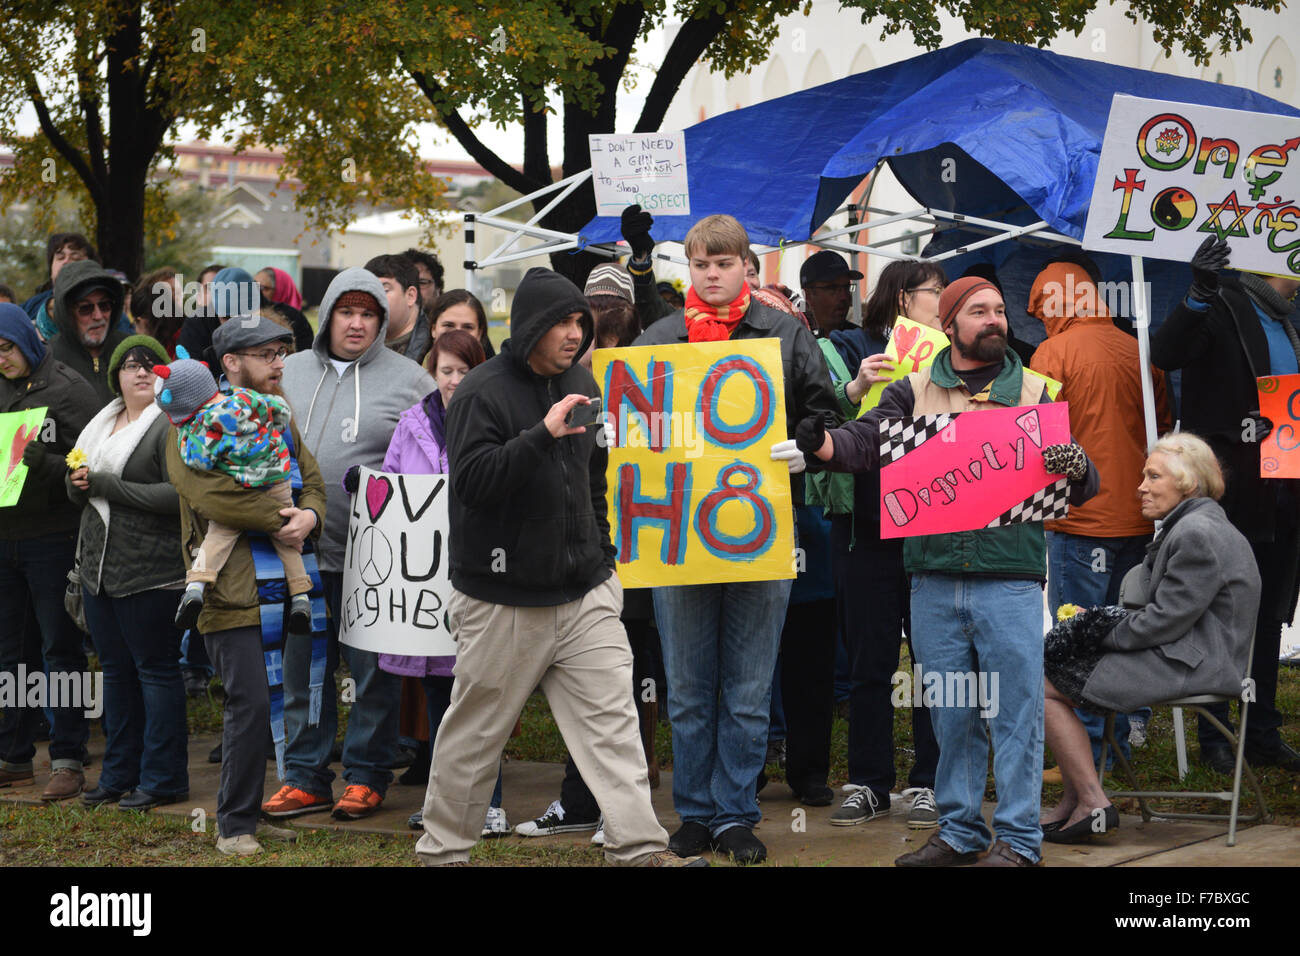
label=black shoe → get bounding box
[790,782,834,807]
[389,745,418,770]
[208,743,222,764]
[711,826,767,865]
[1245,740,1300,772]
[1043,804,1119,844]
[119,789,189,811]
[175,590,203,630]
[398,744,431,786]
[288,594,312,634]
[1199,743,1236,774]
[182,669,209,698]
[668,821,712,857]
[81,785,125,807]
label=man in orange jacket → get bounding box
[1028,253,1172,758]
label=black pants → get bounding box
[1198,510,1297,751]
[779,597,837,792]
[559,614,661,821]
[0,531,89,769]
[205,626,270,838]
[832,516,939,795]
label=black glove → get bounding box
[1245,410,1274,444]
[342,464,361,495]
[620,204,655,261]
[21,439,45,468]
[1042,443,1088,481]
[795,413,832,457]
[1189,236,1231,303]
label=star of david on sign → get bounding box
[1198,190,1253,240]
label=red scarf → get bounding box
[684,286,750,342]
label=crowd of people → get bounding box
[0,205,1296,866]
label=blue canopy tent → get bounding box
[467,38,1299,437]
[575,37,1297,248]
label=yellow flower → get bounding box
[1056,603,1080,622]
[65,448,88,470]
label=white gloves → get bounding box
[770,438,807,475]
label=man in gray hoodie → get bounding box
[271,268,435,820]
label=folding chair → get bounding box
[1095,566,1269,846]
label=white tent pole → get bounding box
[464,213,477,298]
[1130,255,1159,449]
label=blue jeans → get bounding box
[0,531,88,771]
[909,573,1045,862]
[1046,532,1151,763]
[283,570,400,796]
[82,588,189,796]
[653,577,793,835]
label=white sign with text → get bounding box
[589,132,690,217]
[1082,94,1300,277]
[339,467,456,657]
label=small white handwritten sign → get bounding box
[589,132,690,216]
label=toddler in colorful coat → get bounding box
[154,350,313,633]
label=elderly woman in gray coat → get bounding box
[1040,432,1261,844]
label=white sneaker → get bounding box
[902,787,939,829]
[215,833,262,857]
[513,799,598,837]
[481,806,510,838]
[591,816,605,846]
[256,821,298,844]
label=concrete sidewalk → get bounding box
[6,734,1299,865]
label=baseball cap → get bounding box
[800,250,863,287]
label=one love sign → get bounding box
[878,403,1072,538]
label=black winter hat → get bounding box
[507,267,593,373]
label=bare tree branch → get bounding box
[408,67,540,195]
[633,9,726,133]
[23,72,103,203]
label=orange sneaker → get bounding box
[332,784,383,820]
[262,785,332,818]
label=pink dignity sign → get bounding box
[878,402,1072,539]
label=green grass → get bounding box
[0,802,602,867]
[6,651,1296,866]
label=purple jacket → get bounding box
[378,393,455,678]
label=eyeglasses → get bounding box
[119,361,152,375]
[908,286,945,296]
[239,346,289,363]
[75,299,114,318]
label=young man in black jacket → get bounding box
[0,304,100,800]
[413,267,702,867]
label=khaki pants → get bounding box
[416,575,667,865]
[187,481,311,595]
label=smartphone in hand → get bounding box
[565,396,603,429]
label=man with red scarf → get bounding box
[632,214,839,864]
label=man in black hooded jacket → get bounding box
[413,267,701,867]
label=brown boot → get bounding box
[638,696,659,790]
[41,767,85,801]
